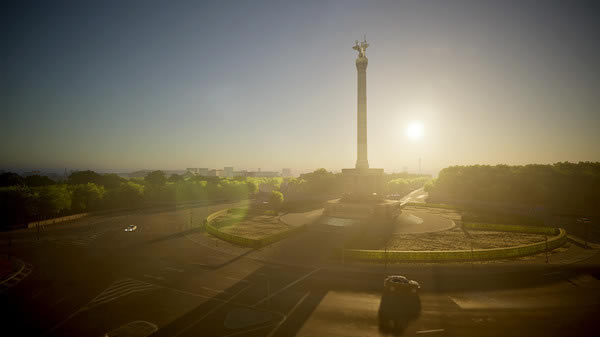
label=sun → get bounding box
[406,121,424,141]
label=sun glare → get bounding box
[406,121,424,141]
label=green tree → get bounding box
[0,172,24,187]
[71,183,105,212]
[36,185,71,218]
[98,173,125,189]
[269,190,284,211]
[0,186,36,228]
[118,181,145,208]
[168,173,184,183]
[145,170,167,186]
[68,170,102,185]
[24,175,55,187]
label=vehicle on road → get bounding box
[383,275,420,294]
[379,275,422,332]
[124,225,137,232]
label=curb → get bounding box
[205,208,306,248]
[344,224,568,263]
[567,235,600,249]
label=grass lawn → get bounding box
[211,208,290,239]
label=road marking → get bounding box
[224,324,276,337]
[41,278,158,336]
[143,274,166,281]
[266,292,310,337]
[165,267,184,273]
[52,296,66,306]
[105,320,158,337]
[253,268,320,307]
[0,260,33,292]
[31,288,47,299]
[417,329,445,334]
[225,276,250,283]
[88,278,160,308]
[173,283,252,337]
[201,286,230,295]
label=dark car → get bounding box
[379,275,422,333]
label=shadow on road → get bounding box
[377,292,421,335]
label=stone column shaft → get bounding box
[355,56,369,169]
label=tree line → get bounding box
[0,168,430,229]
[426,162,600,214]
[282,168,430,199]
[0,170,281,229]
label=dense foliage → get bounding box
[427,162,600,213]
[386,176,431,196]
[269,190,284,210]
[0,170,281,229]
[283,168,429,200]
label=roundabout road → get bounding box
[0,200,599,337]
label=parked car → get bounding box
[124,225,137,232]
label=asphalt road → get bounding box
[1,201,599,337]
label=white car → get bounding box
[124,225,137,232]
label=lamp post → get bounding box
[545,234,549,264]
[577,217,591,248]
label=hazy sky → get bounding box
[2,0,599,174]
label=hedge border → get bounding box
[344,224,567,262]
[27,213,89,229]
[204,208,306,248]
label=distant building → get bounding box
[22,170,41,177]
[206,169,225,177]
[186,168,199,175]
[282,168,292,177]
[254,171,280,177]
[186,168,209,176]
[185,166,279,178]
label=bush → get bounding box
[269,190,284,211]
[386,177,430,196]
[71,183,105,212]
[427,162,600,213]
[36,185,71,218]
[0,186,36,228]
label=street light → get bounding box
[577,217,591,248]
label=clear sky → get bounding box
[2,0,599,174]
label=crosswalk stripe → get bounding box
[87,278,160,308]
[93,282,155,301]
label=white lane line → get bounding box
[416,328,445,334]
[52,296,66,306]
[201,286,230,295]
[253,268,320,307]
[224,324,277,337]
[173,283,252,337]
[88,278,160,308]
[0,261,25,285]
[225,276,250,283]
[30,288,47,299]
[93,284,156,303]
[143,274,166,281]
[165,267,184,273]
[266,292,311,337]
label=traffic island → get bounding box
[343,224,567,263]
[204,208,307,248]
